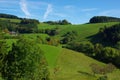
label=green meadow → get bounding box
[1,17,120,80]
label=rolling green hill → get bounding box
[1,16,120,80]
[4,39,120,80]
[38,22,120,42]
[40,45,120,80]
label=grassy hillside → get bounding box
[0,18,21,23]
[40,45,62,68]
[40,45,120,80]
[38,22,119,42]
[1,17,120,80]
[21,33,49,40]
[4,39,120,80]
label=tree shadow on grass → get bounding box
[77,71,96,77]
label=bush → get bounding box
[61,31,78,44]
[90,63,116,75]
[97,76,108,80]
[66,41,94,56]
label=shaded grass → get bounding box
[0,18,21,23]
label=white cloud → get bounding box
[98,10,120,16]
[43,4,53,20]
[19,0,31,18]
[64,5,74,9]
[81,8,98,12]
[52,13,66,17]
[0,8,17,11]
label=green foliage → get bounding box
[18,23,38,33]
[1,38,49,80]
[60,19,71,25]
[97,76,108,80]
[0,17,39,34]
[0,13,19,19]
[66,41,120,68]
[61,31,78,44]
[20,18,39,24]
[0,41,9,73]
[66,41,94,56]
[101,47,119,62]
[94,43,103,57]
[41,28,60,36]
[98,24,120,44]
[0,19,17,31]
[115,41,120,49]
[44,19,71,25]
[90,63,116,75]
[90,16,120,23]
[46,37,59,46]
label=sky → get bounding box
[0,0,120,24]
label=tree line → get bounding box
[43,19,71,25]
[65,41,120,68]
[98,24,120,45]
[0,13,19,19]
[89,16,120,23]
[0,18,39,33]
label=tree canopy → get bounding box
[89,16,120,23]
[44,19,71,25]
[98,24,120,44]
[0,13,19,19]
[0,38,49,80]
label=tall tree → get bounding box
[2,38,49,80]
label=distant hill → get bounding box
[0,13,19,19]
[89,16,120,23]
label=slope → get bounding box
[38,22,120,42]
[40,45,120,80]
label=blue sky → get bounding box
[0,0,120,24]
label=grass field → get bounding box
[40,45,120,80]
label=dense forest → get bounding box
[98,24,120,44]
[89,16,120,23]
